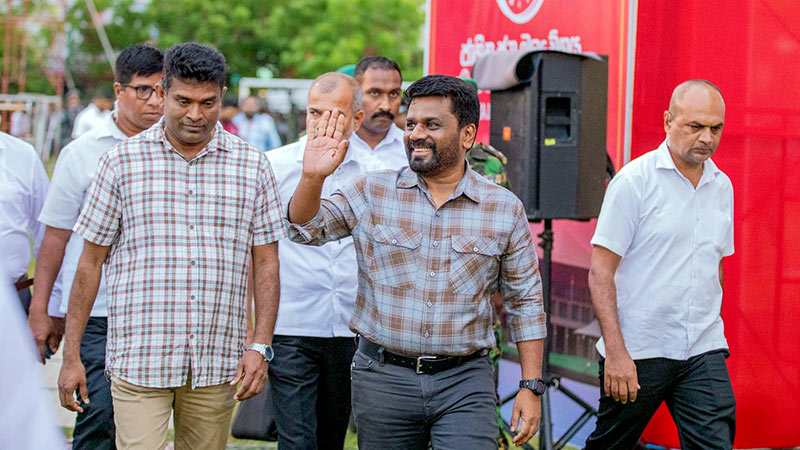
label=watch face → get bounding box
[264,345,275,362]
[520,378,546,395]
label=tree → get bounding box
[64,0,425,94]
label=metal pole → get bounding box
[538,219,554,450]
[84,0,116,70]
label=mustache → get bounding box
[372,110,394,121]
[407,139,436,152]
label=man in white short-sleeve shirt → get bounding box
[29,44,164,450]
[266,72,377,450]
[0,131,49,313]
[585,80,736,449]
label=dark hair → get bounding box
[115,44,163,84]
[162,42,227,91]
[404,75,479,130]
[222,95,238,109]
[354,56,402,81]
[94,85,115,100]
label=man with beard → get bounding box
[233,95,282,151]
[58,42,286,450]
[585,80,735,449]
[286,75,546,448]
[266,72,365,450]
[349,56,408,170]
[29,43,163,450]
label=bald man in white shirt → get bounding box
[585,80,736,449]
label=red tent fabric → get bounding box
[634,1,800,446]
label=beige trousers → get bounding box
[110,376,237,450]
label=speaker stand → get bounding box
[536,219,598,450]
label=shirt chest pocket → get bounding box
[702,210,732,254]
[449,235,503,295]
[369,224,421,289]
[201,185,249,245]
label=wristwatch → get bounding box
[519,378,546,395]
[247,343,274,363]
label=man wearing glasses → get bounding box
[28,43,163,450]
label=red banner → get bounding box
[427,0,630,165]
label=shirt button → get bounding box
[432,241,439,247]
[427,301,433,307]
[391,239,397,244]
[190,295,196,300]
[190,260,196,266]
[189,334,195,340]
[189,225,195,230]
[424,330,430,338]
[429,271,435,277]
[472,247,479,252]
[188,189,194,195]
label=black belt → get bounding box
[15,275,33,291]
[357,337,484,375]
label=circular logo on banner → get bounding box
[496,0,544,24]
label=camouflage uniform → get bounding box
[468,142,509,188]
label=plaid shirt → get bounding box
[75,120,286,389]
[288,164,546,356]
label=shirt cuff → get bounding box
[286,210,325,244]
[508,312,548,342]
[590,236,627,257]
[74,221,117,247]
[38,211,77,232]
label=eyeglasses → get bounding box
[122,84,156,100]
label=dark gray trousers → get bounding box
[350,347,498,450]
[585,349,736,450]
[268,335,356,450]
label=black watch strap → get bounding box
[519,378,546,395]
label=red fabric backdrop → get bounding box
[632,0,800,447]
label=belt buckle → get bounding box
[415,355,437,374]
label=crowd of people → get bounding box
[2,40,735,450]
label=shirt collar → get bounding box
[352,123,405,149]
[656,138,721,178]
[396,160,482,203]
[142,118,231,153]
[95,110,128,141]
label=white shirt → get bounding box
[72,103,112,139]
[0,132,48,285]
[349,123,408,171]
[267,135,405,337]
[39,113,127,316]
[591,140,734,360]
[0,272,65,450]
[232,113,282,151]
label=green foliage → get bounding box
[63,0,425,95]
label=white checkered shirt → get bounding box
[75,120,286,388]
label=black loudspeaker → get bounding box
[488,51,608,220]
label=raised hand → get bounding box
[302,109,349,179]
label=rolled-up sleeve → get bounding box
[74,152,120,247]
[287,175,365,246]
[500,202,547,342]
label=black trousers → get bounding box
[585,349,735,450]
[73,317,116,450]
[268,335,356,450]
